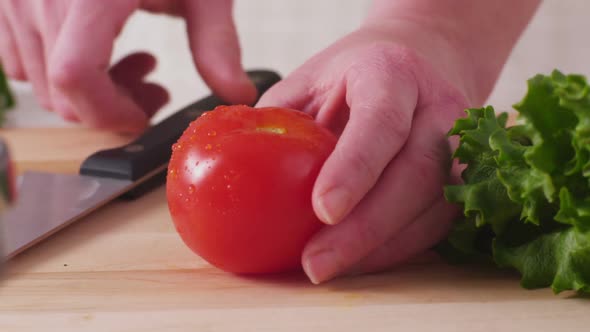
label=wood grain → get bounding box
[0,126,588,332]
[0,128,135,174]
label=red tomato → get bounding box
[166,105,337,274]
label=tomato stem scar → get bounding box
[255,127,287,134]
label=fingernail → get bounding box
[316,187,350,225]
[303,248,336,285]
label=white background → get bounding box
[4,0,589,127]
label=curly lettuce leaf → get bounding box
[0,65,14,125]
[444,107,520,234]
[550,71,590,178]
[489,126,555,225]
[441,69,590,295]
[494,228,590,293]
[555,188,590,232]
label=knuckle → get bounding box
[343,148,381,186]
[384,44,422,71]
[375,104,412,143]
[353,98,412,150]
[411,142,451,188]
[423,82,470,132]
[351,42,421,80]
[353,216,386,250]
[5,65,26,81]
[48,58,85,91]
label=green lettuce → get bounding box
[0,64,14,125]
[442,70,590,294]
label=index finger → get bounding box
[48,0,147,132]
[312,47,419,225]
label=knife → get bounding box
[1,69,281,260]
[0,138,15,273]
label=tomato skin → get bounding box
[166,105,337,274]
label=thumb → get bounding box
[183,0,256,105]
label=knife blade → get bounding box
[1,69,281,259]
[0,138,15,273]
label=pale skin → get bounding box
[0,0,541,283]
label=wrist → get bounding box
[363,0,540,106]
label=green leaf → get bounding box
[555,187,590,232]
[550,70,590,179]
[444,107,520,234]
[513,71,577,176]
[445,180,521,234]
[494,228,590,293]
[0,65,15,126]
[436,215,499,265]
[448,107,507,168]
[440,69,590,295]
[489,126,556,225]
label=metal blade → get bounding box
[2,171,132,258]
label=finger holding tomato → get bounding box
[256,3,536,283]
[257,34,467,284]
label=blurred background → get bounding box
[4,0,589,127]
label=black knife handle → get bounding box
[79,69,281,193]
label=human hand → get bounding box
[0,0,256,132]
[257,21,476,284]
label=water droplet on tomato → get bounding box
[205,144,212,150]
[208,131,217,137]
[226,184,232,190]
[188,185,195,195]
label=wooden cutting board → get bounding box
[0,127,588,332]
